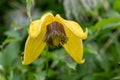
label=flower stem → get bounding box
[45,46,49,78]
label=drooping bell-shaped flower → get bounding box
[22,12,88,65]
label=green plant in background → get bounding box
[26,0,34,22]
[0,0,120,80]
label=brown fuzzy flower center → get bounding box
[43,22,68,46]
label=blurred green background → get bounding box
[0,0,120,80]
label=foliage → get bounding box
[0,0,120,80]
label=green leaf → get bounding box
[4,30,21,40]
[2,42,20,67]
[84,44,98,55]
[65,57,77,70]
[35,71,46,80]
[113,0,120,11]
[103,10,120,18]
[91,18,120,38]
[0,75,5,80]
[3,38,17,44]
[94,18,120,29]
[112,76,120,80]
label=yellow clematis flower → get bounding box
[22,12,88,65]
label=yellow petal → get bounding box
[22,36,46,65]
[40,12,55,31]
[55,14,88,39]
[29,12,55,38]
[22,12,55,65]
[62,27,85,64]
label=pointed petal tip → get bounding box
[55,14,61,18]
[22,60,31,65]
[81,28,88,40]
[55,13,59,16]
[41,12,54,20]
[78,59,85,64]
[22,61,26,65]
[85,28,88,38]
